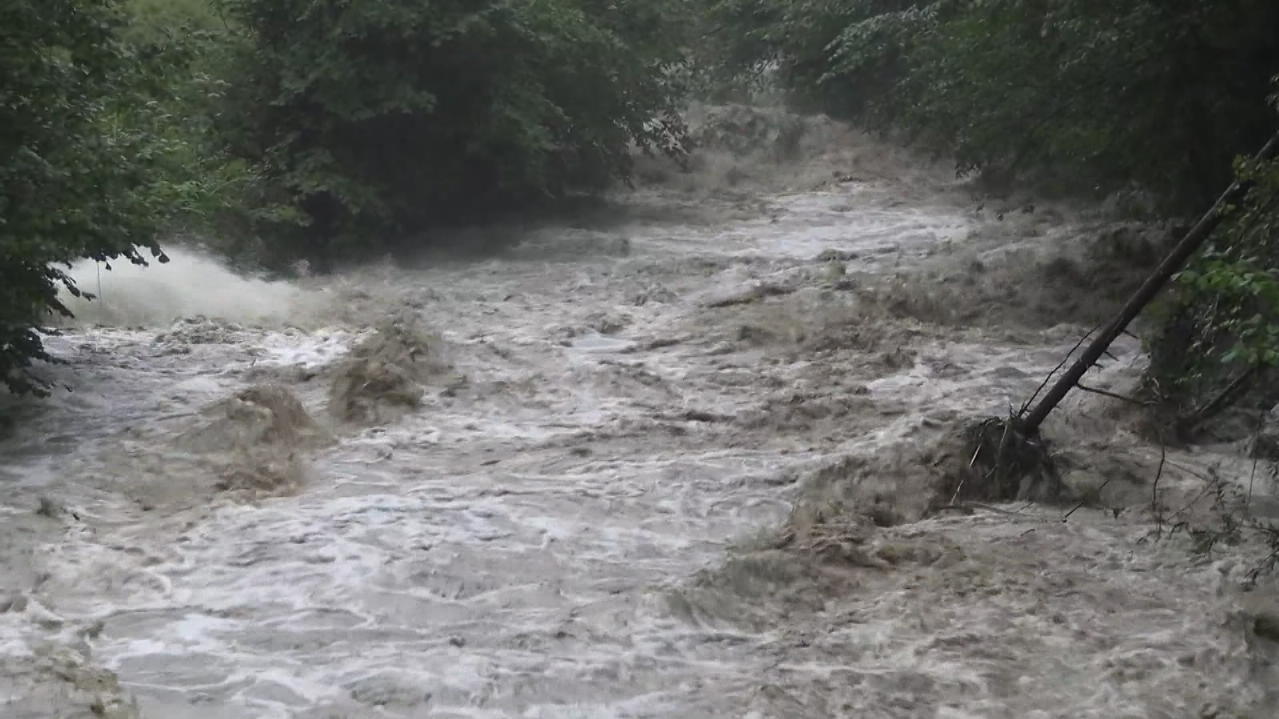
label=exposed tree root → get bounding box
[957,415,1061,504]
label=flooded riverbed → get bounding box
[3,107,1276,718]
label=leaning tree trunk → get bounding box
[1020,131,1279,435]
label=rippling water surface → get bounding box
[3,108,1276,719]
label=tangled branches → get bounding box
[953,416,1061,504]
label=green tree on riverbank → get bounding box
[5,0,1279,417]
[213,0,690,265]
[702,0,1279,204]
[1,0,172,394]
[701,0,1279,425]
[1,0,690,393]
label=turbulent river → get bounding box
[3,107,1277,718]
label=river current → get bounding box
[2,106,1276,718]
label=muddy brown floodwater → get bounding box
[2,106,1278,718]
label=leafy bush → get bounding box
[700,0,925,114]
[1,0,249,394]
[1,0,175,394]
[1150,114,1279,423]
[214,0,691,264]
[2,0,694,393]
[122,0,272,266]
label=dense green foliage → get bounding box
[704,0,1279,203]
[2,0,690,393]
[1,0,174,394]
[704,0,1279,423]
[1151,121,1279,422]
[5,0,1278,416]
[214,0,690,263]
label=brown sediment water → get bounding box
[2,105,1276,719]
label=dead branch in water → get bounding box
[1020,131,1279,436]
[1019,324,1098,416]
[1151,443,1168,537]
[938,502,1038,518]
[1176,366,1258,435]
[957,132,1279,506]
[1063,474,1115,521]
[1075,382,1154,406]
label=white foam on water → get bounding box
[59,248,307,328]
[2,105,1275,718]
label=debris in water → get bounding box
[328,316,458,424]
[35,496,61,518]
[215,452,306,497]
[788,418,1069,532]
[703,283,794,308]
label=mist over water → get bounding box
[3,106,1276,718]
[59,249,308,328]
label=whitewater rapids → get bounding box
[2,106,1276,718]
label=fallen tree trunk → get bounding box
[1021,131,1279,435]
[954,132,1279,505]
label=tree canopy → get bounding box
[214,0,691,262]
[703,0,1279,203]
[1,0,691,392]
[701,0,1279,419]
[4,0,1279,412]
[1,0,171,394]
